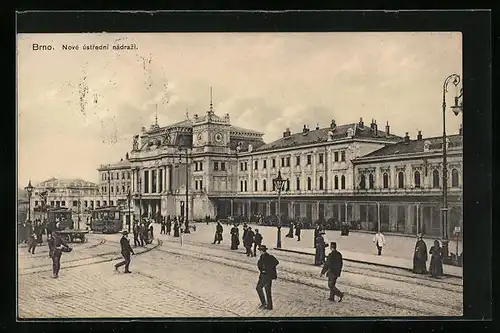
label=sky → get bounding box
[17,32,462,187]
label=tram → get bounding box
[90,206,123,234]
[46,207,74,233]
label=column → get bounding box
[316,201,320,220]
[416,203,420,234]
[389,204,398,232]
[345,201,348,222]
[148,169,153,194]
[377,202,381,232]
[164,165,168,193]
[266,201,271,216]
[406,204,414,234]
[131,169,135,193]
[156,168,160,193]
[247,200,252,217]
[290,201,295,219]
[230,199,234,216]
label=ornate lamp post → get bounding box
[273,171,286,248]
[127,189,132,233]
[24,180,35,222]
[178,147,191,234]
[441,73,462,259]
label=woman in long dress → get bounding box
[429,239,444,278]
[286,222,294,238]
[230,224,239,250]
[173,221,180,237]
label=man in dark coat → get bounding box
[160,218,166,234]
[212,222,223,244]
[166,217,172,235]
[244,226,255,257]
[315,232,328,265]
[295,222,302,241]
[50,231,71,278]
[173,220,180,237]
[253,229,263,257]
[230,224,239,250]
[314,224,322,248]
[256,245,279,310]
[115,230,134,273]
[139,223,146,246]
[321,242,344,302]
[242,224,248,248]
[412,233,428,274]
[132,223,140,247]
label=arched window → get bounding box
[319,176,324,190]
[433,170,440,188]
[414,171,421,188]
[244,181,247,192]
[296,177,300,191]
[263,179,267,191]
[341,175,346,189]
[254,179,258,191]
[398,172,404,189]
[452,169,459,187]
[307,177,312,191]
[240,181,243,192]
[334,175,339,189]
[368,173,374,189]
[360,174,366,189]
[383,173,389,189]
[286,179,290,191]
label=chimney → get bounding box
[417,130,422,140]
[359,117,364,128]
[315,123,320,130]
[283,128,291,138]
[302,125,309,134]
[372,119,378,136]
[459,123,463,136]
[385,121,390,135]
[404,132,410,144]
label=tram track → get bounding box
[173,238,463,291]
[154,240,462,316]
[19,239,162,276]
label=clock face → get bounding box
[196,133,204,143]
[214,132,223,144]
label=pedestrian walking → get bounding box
[244,226,255,257]
[412,233,428,274]
[253,229,263,257]
[148,222,154,241]
[373,231,386,255]
[133,223,140,247]
[230,224,239,250]
[315,231,328,265]
[320,242,344,302]
[295,221,302,241]
[50,231,72,278]
[139,223,146,246]
[160,218,166,235]
[429,239,444,278]
[256,245,279,310]
[27,232,37,254]
[286,222,294,238]
[242,223,248,249]
[166,217,172,235]
[115,230,134,273]
[173,220,180,237]
[212,222,223,244]
[314,224,322,248]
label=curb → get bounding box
[273,248,462,279]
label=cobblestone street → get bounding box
[18,228,463,318]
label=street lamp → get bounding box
[24,180,35,222]
[273,170,286,248]
[127,189,132,233]
[178,147,191,234]
[441,73,462,259]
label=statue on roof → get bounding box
[132,135,139,150]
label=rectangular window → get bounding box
[50,201,54,206]
[72,201,78,207]
[200,162,203,171]
[122,172,125,179]
[272,159,276,168]
[152,170,157,193]
[144,170,149,193]
[281,157,285,167]
[244,181,247,192]
[200,180,203,190]
[334,152,339,162]
[214,162,219,171]
[195,181,199,190]
[263,160,267,169]
[341,151,346,161]
[159,170,163,193]
[245,162,248,171]
[307,155,312,165]
[194,162,198,171]
[111,186,114,193]
[255,160,258,170]
[240,163,244,171]
[103,201,107,206]
[221,162,226,171]
[110,200,114,206]
[240,181,243,192]
[286,157,290,167]
[319,153,324,164]
[296,156,300,166]
[84,200,88,207]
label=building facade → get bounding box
[30,178,100,221]
[115,101,462,238]
[97,156,133,209]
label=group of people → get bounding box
[19,219,45,248]
[226,223,264,257]
[132,219,154,247]
[285,221,302,241]
[412,234,446,278]
[159,215,189,238]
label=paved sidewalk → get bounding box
[190,222,462,278]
